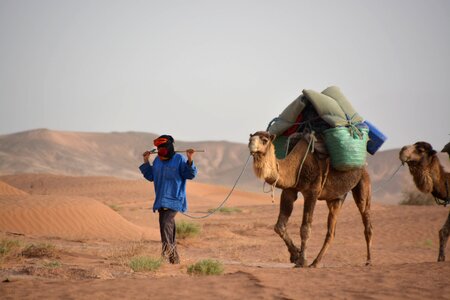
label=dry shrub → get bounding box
[22,243,57,258]
[109,204,121,212]
[208,207,242,214]
[106,241,160,267]
[0,238,23,263]
[23,265,97,280]
[176,220,201,239]
[43,260,62,269]
[400,189,435,206]
[187,259,224,275]
[129,256,162,272]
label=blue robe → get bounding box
[139,153,197,212]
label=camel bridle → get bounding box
[434,178,450,207]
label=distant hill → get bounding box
[1,129,449,203]
[0,129,260,191]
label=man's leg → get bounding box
[159,208,179,264]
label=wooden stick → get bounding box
[149,149,205,153]
[175,150,205,153]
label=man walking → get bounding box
[139,135,197,264]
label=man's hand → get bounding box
[186,149,195,165]
[142,151,152,163]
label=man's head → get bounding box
[154,135,175,160]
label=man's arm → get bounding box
[181,149,197,179]
[139,151,154,181]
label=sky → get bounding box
[1,0,449,150]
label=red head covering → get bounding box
[153,135,175,160]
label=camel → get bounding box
[248,131,373,267]
[399,141,450,262]
[442,142,450,157]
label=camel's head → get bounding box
[248,131,276,156]
[399,141,437,166]
[442,142,450,157]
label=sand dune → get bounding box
[0,174,268,242]
[0,195,159,241]
[0,181,28,196]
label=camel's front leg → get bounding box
[309,197,345,268]
[274,189,300,263]
[438,211,450,262]
[296,195,317,267]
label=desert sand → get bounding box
[1,174,450,299]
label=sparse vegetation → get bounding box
[129,256,162,272]
[22,243,57,258]
[422,239,434,248]
[43,260,62,269]
[400,189,435,206]
[106,241,161,267]
[187,259,224,276]
[109,204,121,212]
[0,238,22,262]
[208,207,242,214]
[176,220,201,239]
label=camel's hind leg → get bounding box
[309,196,345,268]
[352,170,373,266]
[274,189,300,263]
[438,211,450,262]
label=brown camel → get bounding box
[399,141,450,262]
[248,131,373,267]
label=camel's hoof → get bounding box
[308,262,318,268]
[294,258,307,268]
[289,248,301,264]
[365,261,372,266]
[437,256,445,262]
[293,263,306,268]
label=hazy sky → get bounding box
[1,0,449,150]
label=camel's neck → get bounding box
[408,156,449,199]
[252,140,310,189]
[252,144,279,185]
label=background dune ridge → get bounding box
[1,129,449,204]
[0,181,29,196]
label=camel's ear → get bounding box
[429,149,437,156]
[249,133,253,138]
[270,134,276,141]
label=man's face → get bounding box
[157,146,169,157]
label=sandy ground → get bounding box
[1,174,450,300]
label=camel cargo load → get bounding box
[364,120,388,155]
[267,86,386,171]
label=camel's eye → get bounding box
[262,138,268,145]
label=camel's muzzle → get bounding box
[249,150,260,156]
[399,154,408,164]
[399,147,411,165]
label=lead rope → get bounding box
[263,162,280,203]
[372,163,404,194]
[181,154,252,219]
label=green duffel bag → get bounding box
[323,126,369,171]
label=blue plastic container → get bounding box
[364,120,387,155]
